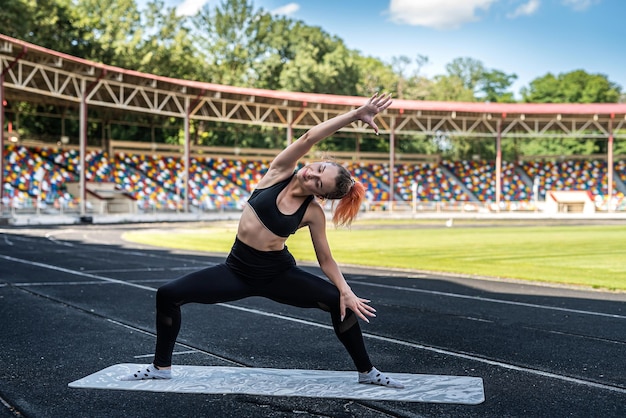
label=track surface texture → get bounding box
[1,223,624,418]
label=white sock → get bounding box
[120,364,172,381]
[358,367,404,389]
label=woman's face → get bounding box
[298,162,340,198]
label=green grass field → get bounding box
[123,222,626,291]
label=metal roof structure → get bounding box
[1,34,624,213]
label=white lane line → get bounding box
[2,235,14,246]
[133,351,199,359]
[3,253,625,395]
[106,318,242,366]
[219,304,626,395]
[2,279,169,287]
[43,232,213,265]
[86,266,199,273]
[356,282,626,320]
[19,233,623,321]
[0,254,156,292]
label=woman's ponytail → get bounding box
[332,180,365,227]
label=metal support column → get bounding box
[0,46,27,210]
[183,97,191,213]
[607,113,614,212]
[495,114,505,211]
[0,74,4,210]
[388,117,396,212]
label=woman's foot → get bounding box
[358,367,404,388]
[120,364,172,381]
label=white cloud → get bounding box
[271,2,300,17]
[507,0,541,18]
[388,0,499,30]
[562,0,600,11]
[176,0,210,16]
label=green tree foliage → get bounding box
[277,30,360,95]
[384,54,435,100]
[131,0,206,81]
[191,0,273,85]
[521,70,621,103]
[615,138,626,156]
[72,0,142,66]
[517,137,599,158]
[478,69,518,103]
[0,0,622,159]
[0,0,31,39]
[428,75,475,102]
[445,57,517,102]
[1,0,95,57]
[445,57,485,93]
[351,56,398,97]
[520,70,622,157]
[251,15,294,90]
[191,0,362,95]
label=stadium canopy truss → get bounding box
[2,34,626,214]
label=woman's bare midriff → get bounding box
[236,205,291,251]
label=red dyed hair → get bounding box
[332,181,365,227]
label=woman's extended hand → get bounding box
[340,288,377,323]
[357,92,393,134]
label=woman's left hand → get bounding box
[357,92,393,134]
[340,289,377,323]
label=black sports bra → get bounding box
[247,174,314,238]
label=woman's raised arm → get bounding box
[269,93,392,173]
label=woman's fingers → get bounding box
[353,300,377,323]
[342,292,378,323]
[353,305,371,323]
[369,92,392,109]
[373,93,393,110]
[340,299,347,322]
[361,304,377,314]
[362,93,392,134]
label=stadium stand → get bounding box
[2,144,625,214]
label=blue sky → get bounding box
[161,0,624,98]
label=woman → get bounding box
[122,93,403,388]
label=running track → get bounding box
[0,223,624,417]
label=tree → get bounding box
[445,57,517,102]
[252,15,294,90]
[519,70,622,158]
[445,57,485,93]
[191,0,363,95]
[191,0,273,85]
[428,75,475,102]
[352,56,398,97]
[477,69,517,103]
[131,0,206,81]
[518,137,599,156]
[73,0,143,66]
[256,19,360,95]
[0,0,34,41]
[402,75,434,101]
[278,33,360,95]
[390,55,411,99]
[0,0,95,57]
[521,70,621,103]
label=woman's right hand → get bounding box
[340,288,377,323]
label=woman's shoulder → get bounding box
[302,198,325,224]
[255,167,295,189]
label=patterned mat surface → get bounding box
[69,364,484,404]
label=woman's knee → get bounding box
[156,281,180,306]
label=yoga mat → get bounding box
[69,364,484,404]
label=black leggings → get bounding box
[153,238,373,372]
